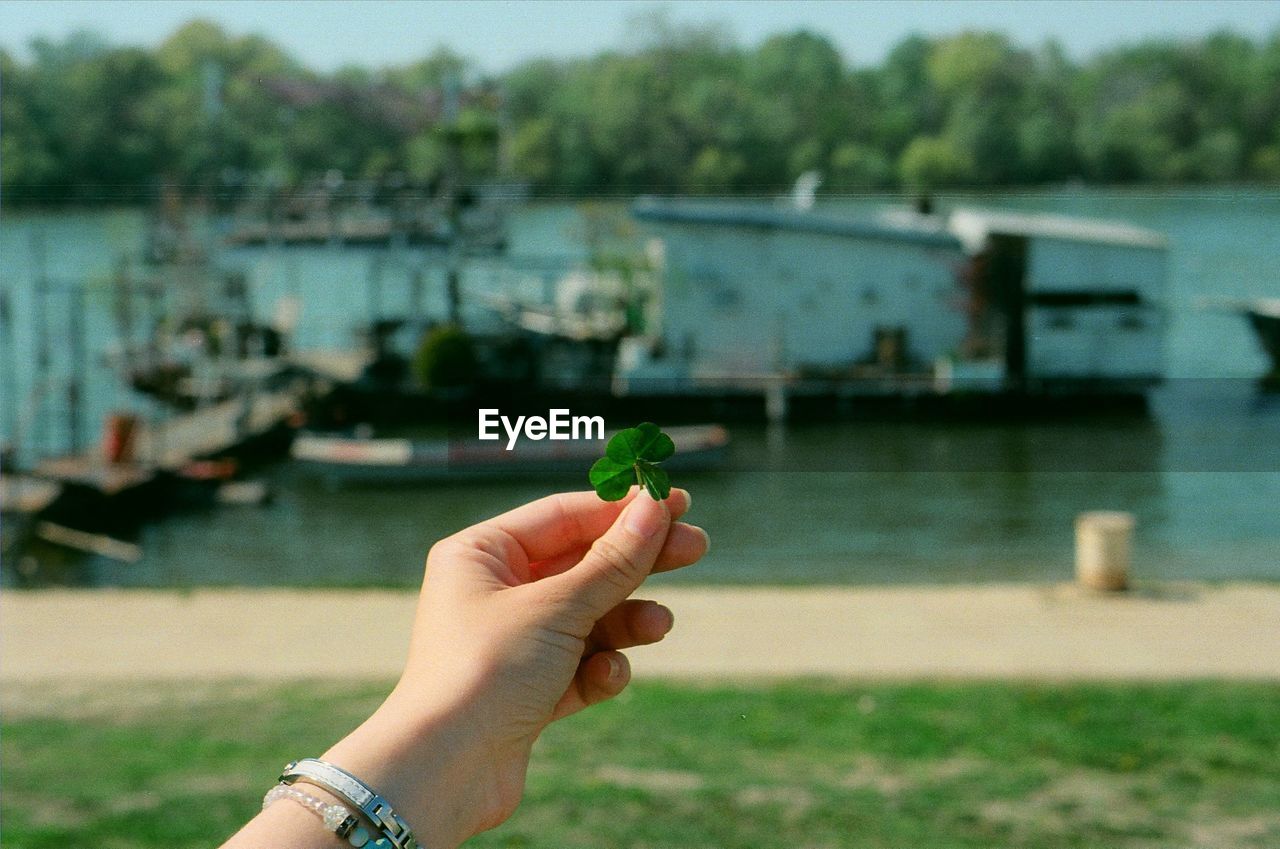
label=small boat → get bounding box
[291,424,730,485]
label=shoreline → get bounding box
[4,581,1278,682]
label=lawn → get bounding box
[4,679,1279,848]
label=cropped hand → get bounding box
[320,487,708,848]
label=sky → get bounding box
[2,0,1278,72]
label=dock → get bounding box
[224,217,449,248]
[12,348,375,555]
[0,475,63,515]
[35,389,301,488]
[34,347,373,486]
[290,349,375,384]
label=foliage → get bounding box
[589,422,675,500]
[4,679,1280,848]
[899,135,976,189]
[411,324,478,390]
[3,19,1280,202]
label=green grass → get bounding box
[4,680,1279,848]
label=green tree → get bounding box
[5,20,1280,202]
[150,20,300,184]
[16,34,167,200]
[0,50,60,196]
[686,146,745,193]
[928,33,1030,184]
[746,31,850,183]
[1192,128,1243,181]
[874,35,942,155]
[828,143,894,190]
[899,136,975,188]
[1252,145,1280,181]
[1017,41,1081,182]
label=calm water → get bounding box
[3,189,1279,587]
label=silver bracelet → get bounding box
[280,758,420,849]
[263,784,386,846]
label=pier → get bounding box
[34,388,301,488]
[5,348,374,562]
[32,348,373,488]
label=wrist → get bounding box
[320,692,487,849]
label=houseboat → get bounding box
[618,199,1168,413]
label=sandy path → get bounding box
[2,583,1278,682]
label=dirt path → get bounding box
[3,583,1277,682]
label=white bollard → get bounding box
[1075,511,1135,591]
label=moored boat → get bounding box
[291,424,729,485]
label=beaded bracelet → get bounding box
[263,783,390,847]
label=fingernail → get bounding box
[606,654,624,680]
[677,488,691,511]
[623,493,667,537]
[695,526,710,552]
[655,605,675,634]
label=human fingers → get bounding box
[549,650,631,723]
[529,521,708,580]
[485,488,689,563]
[541,493,671,627]
[651,521,708,573]
[587,599,674,652]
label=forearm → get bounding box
[318,692,492,849]
[220,487,701,849]
[222,694,485,849]
[223,782,351,849]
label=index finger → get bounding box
[485,487,690,563]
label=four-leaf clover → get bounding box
[589,422,675,501]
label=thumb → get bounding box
[545,493,671,626]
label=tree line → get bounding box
[3,15,1279,203]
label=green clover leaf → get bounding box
[589,422,676,501]
[588,456,635,501]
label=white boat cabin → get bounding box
[623,199,1168,395]
[948,207,1167,387]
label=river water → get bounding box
[2,188,1278,587]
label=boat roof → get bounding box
[633,199,1167,253]
[949,207,1168,251]
[632,198,962,249]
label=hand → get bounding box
[321,488,708,848]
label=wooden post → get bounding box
[0,290,12,433]
[147,279,166,466]
[67,283,87,453]
[1075,511,1134,591]
[111,256,136,372]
